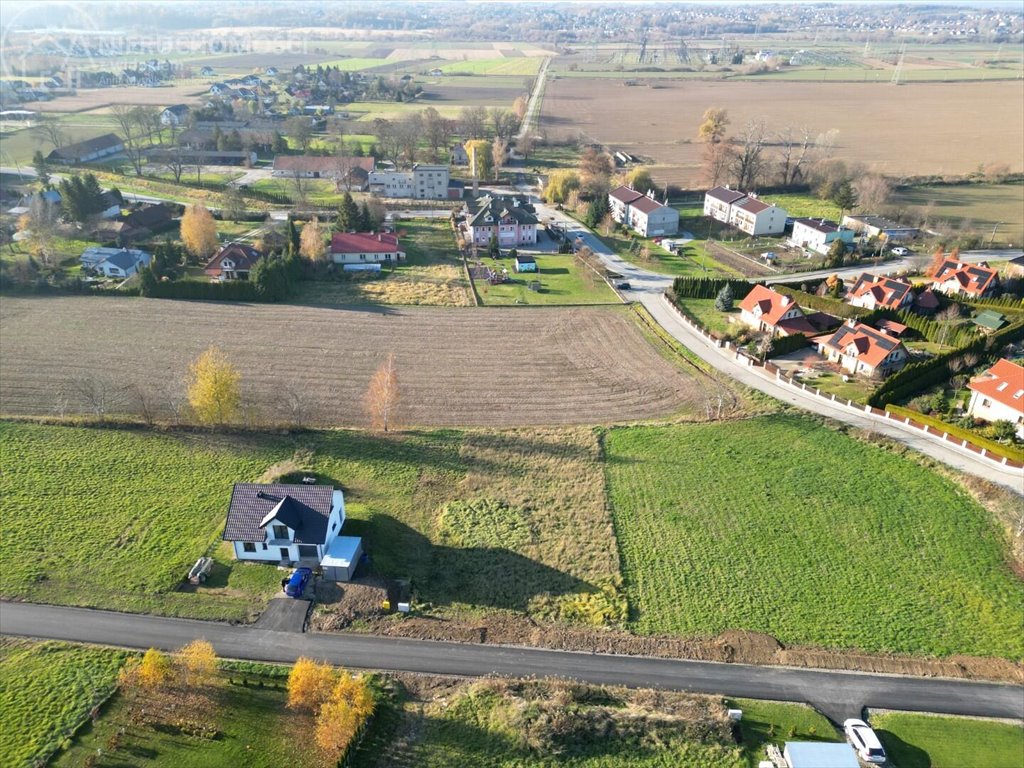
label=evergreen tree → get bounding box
[287,218,300,256]
[358,201,372,231]
[714,283,734,312]
[335,192,359,232]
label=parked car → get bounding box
[284,567,313,598]
[843,718,887,764]
[891,246,910,256]
[615,281,631,290]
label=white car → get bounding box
[891,246,910,256]
[844,718,887,764]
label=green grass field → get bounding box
[477,252,619,305]
[604,415,1024,658]
[293,219,472,306]
[891,183,1024,244]
[0,639,130,768]
[728,698,839,767]
[436,57,543,76]
[871,712,1024,768]
[0,421,620,626]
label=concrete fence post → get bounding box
[831,394,836,401]
[905,418,911,425]
[923,425,929,433]
[864,405,871,413]
[962,440,968,447]
[980,448,988,457]
[942,432,948,439]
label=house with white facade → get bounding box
[815,320,909,378]
[222,483,362,579]
[738,284,815,337]
[47,133,124,164]
[465,194,538,248]
[702,186,787,236]
[204,243,262,281]
[607,185,679,237]
[841,214,919,241]
[789,218,855,255]
[159,104,190,126]
[930,258,999,298]
[967,359,1024,438]
[80,246,151,277]
[368,163,449,199]
[330,231,405,265]
[450,142,469,165]
[846,273,914,311]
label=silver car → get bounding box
[844,718,887,764]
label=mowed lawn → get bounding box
[604,415,1024,658]
[871,712,1024,768]
[477,253,619,305]
[0,639,130,768]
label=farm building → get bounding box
[929,258,999,298]
[814,320,909,378]
[841,214,919,241]
[784,742,859,768]
[450,142,469,165]
[272,155,375,186]
[973,309,1009,332]
[739,284,815,337]
[222,483,361,579]
[80,246,151,278]
[789,218,855,255]
[608,185,679,237]
[967,359,1024,438]
[703,187,787,236]
[465,194,539,247]
[330,231,405,265]
[846,273,914,311]
[47,133,124,163]
[515,254,537,272]
[204,243,263,281]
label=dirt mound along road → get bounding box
[0,297,703,427]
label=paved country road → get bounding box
[2,602,1021,723]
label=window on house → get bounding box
[272,524,288,539]
[242,542,256,553]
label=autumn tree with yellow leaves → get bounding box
[186,345,241,425]
[299,216,328,262]
[177,639,218,687]
[287,657,336,711]
[363,353,399,432]
[180,204,219,261]
[315,672,375,755]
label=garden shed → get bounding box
[783,742,859,768]
[320,536,363,581]
[515,254,537,273]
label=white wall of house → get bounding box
[730,205,786,236]
[789,221,855,255]
[331,250,405,264]
[630,207,679,237]
[324,490,346,549]
[703,196,733,223]
[967,392,1024,437]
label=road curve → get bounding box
[2,602,1021,723]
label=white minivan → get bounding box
[844,718,887,764]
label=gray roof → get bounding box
[467,195,538,227]
[100,250,147,270]
[222,483,334,544]
[49,132,123,160]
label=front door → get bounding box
[280,547,290,560]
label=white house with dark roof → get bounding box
[703,186,787,235]
[160,104,190,126]
[790,218,855,255]
[222,483,362,579]
[607,185,678,237]
[80,246,151,277]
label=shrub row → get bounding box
[955,294,1024,314]
[772,286,869,320]
[873,307,977,347]
[868,321,1024,407]
[768,333,810,358]
[884,404,1024,463]
[670,276,755,300]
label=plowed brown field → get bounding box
[0,297,701,427]
[540,78,1024,187]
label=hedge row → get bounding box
[956,294,1024,314]
[772,286,869,320]
[885,404,1024,463]
[868,320,1024,407]
[670,276,756,300]
[131,279,260,301]
[873,307,976,347]
[768,332,810,358]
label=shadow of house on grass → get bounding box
[346,514,592,613]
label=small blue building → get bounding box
[514,254,537,273]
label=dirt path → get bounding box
[0,296,702,427]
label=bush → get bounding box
[670,276,755,300]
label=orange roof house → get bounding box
[738,285,816,336]
[816,320,909,377]
[967,359,1024,438]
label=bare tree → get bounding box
[701,142,734,188]
[422,106,445,160]
[730,120,768,189]
[491,138,507,176]
[459,106,487,140]
[163,142,188,183]
[290,166,310,206]
[854,173,893,212]
[363,354,399,432]
[935,304,962,346]
[775,125,814,187]
[33,115,66,151]
[110,104,145,176]
[70,374,128,420]
[128,382,159,425]
[276,383,319,428]
[372,118,400,165]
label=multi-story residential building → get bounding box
[703,186,787,236]
[465,195,538,248]
[789,218,855,255]
[368,163,449,199]
[607,185,679,237]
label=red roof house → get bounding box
[930,259,998,298]
[329,232,405,265]
[204,243,263,281]
[738,284,816,336]
[847,273,914,311]
[816,320,909,377]
[967,359,1024,437]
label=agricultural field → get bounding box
[21,84,208,113]
[475,253,619,305]
[870,711,1024,768]
[0,639,130,768]
[435,57,544,76]
[604,414,1024,659]
[891,182,1024,245]
[539,78,1024,188]
[293,219,472,307]
[0,421,626,627]
[0,298,700,427]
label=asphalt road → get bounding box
[2,602,1021,723]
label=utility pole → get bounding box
[989,222,1001,248]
